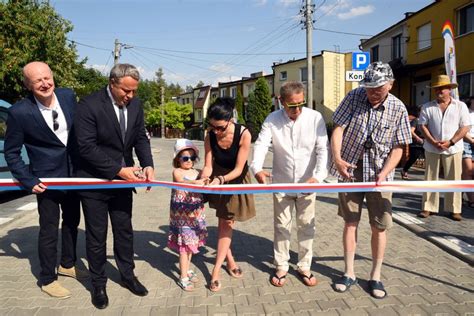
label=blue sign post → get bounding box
[352,52,370,70]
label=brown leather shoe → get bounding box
[418,210,432,218]
[450,213,462,221]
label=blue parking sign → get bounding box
[352,52,370,70]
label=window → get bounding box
[198,90,206,98]
[220,88,226,97]
[246,83,254,94]
[195,109,203,122]
[186,98,190,104]
[417,23,431,50]
[279,71,287,81]
[231,87,237,98]
[371,45,379,62]
[458,72,474,100]
[392,34,402,59]
[459,3,474,36]
[299,66,315,82]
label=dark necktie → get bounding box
[119,106,126,167]
[119,106,126,141]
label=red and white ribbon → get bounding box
[1,178,473,194]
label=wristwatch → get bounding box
[449,139,455,147]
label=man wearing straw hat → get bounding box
[418,74,470,221]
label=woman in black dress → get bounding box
[201,97,256,292]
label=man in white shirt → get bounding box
[250,81,328,287]
[5,61,85,299]
[418,75,471,221]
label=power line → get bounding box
[314,0,341,22]
[197,22,301,82]
[66,39,111,52]
[314,28,373,37]
[135,47,263,68]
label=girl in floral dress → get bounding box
[168,139,208,291]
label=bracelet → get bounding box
[218,175,225,184]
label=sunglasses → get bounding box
[52,110,59,131]
[180,155,198,162]
[208,120,230,132]
[285,101,306,109]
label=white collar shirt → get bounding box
[419,98,470,155]
[107,85,127,130]
[35,93,68,146]
[250,107,329,194]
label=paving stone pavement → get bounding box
[389,167,474,265]
[0,138,473,315]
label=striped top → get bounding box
[330,87,411,182]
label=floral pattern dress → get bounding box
[167,175,207,254]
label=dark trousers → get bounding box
[81,190,135,287]
[37,190,81,286]
[403,146,425,172]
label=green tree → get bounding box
[75,66,108,99]
[145,101,192,130]
[235,91,245,124]
[246,77,272,139]
[137,80,159,113]
[1,0,83,103]
[195,80,205,88]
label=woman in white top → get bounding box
[462,96,474,207]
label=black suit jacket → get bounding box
[74,87,153,192]
[4,88,78,191]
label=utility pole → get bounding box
[114,39,121,65]
[160,85,165,138]
[303,0,314,109]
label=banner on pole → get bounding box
[442,20,459,100]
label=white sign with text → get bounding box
[345,71,364,82]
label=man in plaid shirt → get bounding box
[330,62,411,299]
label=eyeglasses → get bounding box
[285,101,306,110]
[52,110,59,131]
[208,120,230,132]
[180,155,198,162]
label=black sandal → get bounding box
[368,280,387,299]
[296,270,318,287]
[270,272,287,287]
[334,276,357,293]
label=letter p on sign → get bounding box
[352,52,370,71]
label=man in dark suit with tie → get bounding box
[74,63,154,309]
[4,61,84,299]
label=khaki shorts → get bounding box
[337,161,393,230]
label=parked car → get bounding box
[0,99,30,179]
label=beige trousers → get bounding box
[273,193,316,272]
[422,151,462,214]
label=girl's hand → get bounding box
[194,178,207,185]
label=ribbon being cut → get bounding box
[0,178,473,194]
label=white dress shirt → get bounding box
[419,98,470,155]
[35,94,68,146]
[250,107,329,187]
[107,85,127,130]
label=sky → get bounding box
[51,0,434,88]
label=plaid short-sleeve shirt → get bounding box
[330,87,411,182]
